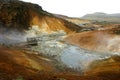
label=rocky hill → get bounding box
[54,14,91,26]
[0,0,120,80]
[82,12,120,23]
[0,0,83,44]
[65,26,120,53]
[0,0,82,32]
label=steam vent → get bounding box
[0,0,120,80]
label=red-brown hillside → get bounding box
[65,27,120,52]
[0,0,82,33]
[0,46,120,80]
[0,46,59,79]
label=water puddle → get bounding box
[60,45,112,71]
[29,32,120,72]
[31,39,116,71]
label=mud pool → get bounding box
[30,38,120,72]
[28,29,120,72]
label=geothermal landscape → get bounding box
[0,0,120,80]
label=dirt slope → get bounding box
[84,56,120,80]
[0,46,57,80]
[65,27,120,52]
[82,12,120,23]
[0,46,120,80]
[0,0,82,34]
[54,14,91,25]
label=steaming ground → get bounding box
[1,26,120,72]
[31,40,120,72]
[26,26,120,72]
[0,26,42,45]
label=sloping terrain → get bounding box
[55,14,91,26]
[0,46,59,80]
[0,46,120,80]
[82,12,120,23]
[0,0,83,45]
[0,0,120,80]
[31,15,81,33]
[65,26,120,52]
[0,0,82,33]
[85,56,120,80]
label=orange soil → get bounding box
[65,27,120,52]
[30,10,82,34]
[84,56,120,80]
[0,46,57,79]
[0,46,120,80]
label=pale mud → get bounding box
[1,25,120,72]
[29,29,120,72]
